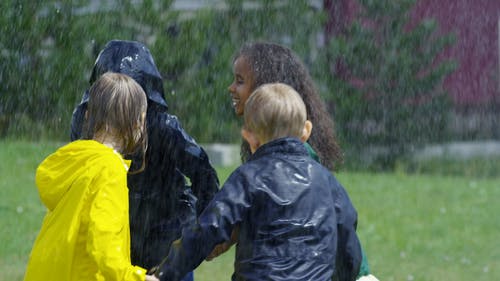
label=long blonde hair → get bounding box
[82,72,148,157]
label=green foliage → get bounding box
[0,0,146,139]
[156,8,241,142]
[0,0,318,142]
[0,0,326,143]
[161,0,325,142]
[0,1,49,138]
[1,0,458,170]
[317,0,456,170]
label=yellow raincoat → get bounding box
[24,140,146,281]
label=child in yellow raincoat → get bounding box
[24,72,158,281]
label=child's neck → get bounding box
[102,140,120,151]
[93,131,122,152]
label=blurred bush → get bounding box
[0,0,322,143]
[0,0,456,170]
[313,0,456,170]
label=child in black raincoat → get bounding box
[70,40,220,281]
[155,83,361,281]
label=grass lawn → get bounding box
[1,140,499,281]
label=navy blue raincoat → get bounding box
[157,138,361,281]
[70,40,220,269]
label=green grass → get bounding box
[1,140,499,281]
[0,140,61,280]
[398,156,500,178]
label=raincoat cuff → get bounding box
[128,265,147,280]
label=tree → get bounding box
[317,0,456,169]
[0,1,50,137]
[0,0,326,143]
[0,0,175,139]
[155,0,326,143]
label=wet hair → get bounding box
[234,42,343,170]
[82,72,148,157]
[245,83,307,143]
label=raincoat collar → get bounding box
[248,137,308,162]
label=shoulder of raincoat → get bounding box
[303,142,371,279]
[70,40,219,269]
[24,140,146,281]
[157,137,361,281]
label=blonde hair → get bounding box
[244,83,307,143]
[82,72,147,156]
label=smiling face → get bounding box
[228,56,255,116]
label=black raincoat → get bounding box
[157,138,361,281]
[70,40,220,269]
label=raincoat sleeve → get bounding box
[332,180,362,281]
[157,170,248,281]
[161,115,219,214]
[87,165,147,281]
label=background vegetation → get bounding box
[1,2,497,280]
[1,140,499,281]
[319,0,456,169]
[0,0,457,169]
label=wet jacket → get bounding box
[158,138,362,281]
[305,143,371,279]
[24,140,146,281]
[70,40,220,269]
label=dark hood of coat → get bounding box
[81,39,168,110]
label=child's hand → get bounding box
[205,227,239,261]
[206,241,233,261]
[147,265,159,275]
[146,274,160,281]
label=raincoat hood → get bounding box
[36,140,130,211]
[81,39,168,109]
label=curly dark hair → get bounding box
[235,42,343,170]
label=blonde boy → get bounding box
[241,83,312,153]
[156,83,361,281]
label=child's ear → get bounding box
[300,120,312,143]
[241,128,260,154]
